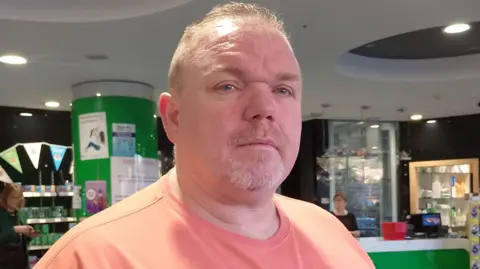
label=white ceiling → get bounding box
[1,0,480,121]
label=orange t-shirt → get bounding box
[34,173,374,269]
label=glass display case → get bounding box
[325,121,398,237]
[409,159,479,232]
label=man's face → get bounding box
[163,21,302,196]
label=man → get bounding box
[35,3,374,269]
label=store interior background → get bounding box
[2,104,480,237]
[1,0,480,242]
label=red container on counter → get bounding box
[381,222,407,240]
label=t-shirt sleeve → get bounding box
[350,213,359,231]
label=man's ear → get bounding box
[158,92,179,144]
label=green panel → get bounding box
[71,96,158,218]
[369,249,469,269]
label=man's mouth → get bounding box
[238,139,277,150]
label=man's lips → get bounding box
[237,139,278,150]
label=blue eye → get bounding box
[222,84,235,91]
[275,87,293,96]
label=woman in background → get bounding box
[332,192,361,237]
[0,183,37,269]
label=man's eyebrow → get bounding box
[276,72,301,82]
[209,66,245,77]
[209,65,301,82]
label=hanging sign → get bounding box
[0,146,22,174]
[0,165,13,183]
[50,145,67,171]
[24,143,43,169]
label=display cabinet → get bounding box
[409,158,479,231]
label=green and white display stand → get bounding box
[71,81,158,219]
[361,237,469,269]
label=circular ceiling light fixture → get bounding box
[0,54,27,65]
[444,23,471,34]
[370,124,380,129]
[19,112,32,117]
[410,114,423,120]
[427,120,437,124]
[45,101,60,108]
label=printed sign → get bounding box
[79,112,109,160]
[85,180,107,214]
[112,123,136,157]
[110,156,158,205]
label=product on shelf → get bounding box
[19,205,72,220]
[467,198,480,268]
[20,184,76,193]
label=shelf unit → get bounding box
[409,158,479,231]
[23,192,74,198]
[27,217,76,224]
[28,245,52,251]
[23,187,77,252]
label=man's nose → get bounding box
[243,84,275,122]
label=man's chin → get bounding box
[229,169,283,191]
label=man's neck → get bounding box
[168,168,280,240]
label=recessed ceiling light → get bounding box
[357,121,365,125]
[96,93,101,97]
[444,23,470,34]
[153,114,157,118]
[19,112,32,117]
[372,146,378,150]
[427,120,437,124]
[370,124,380,129]
[0,55,27,65]
[410,114,423,120]
[45,101,60,108]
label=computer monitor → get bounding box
[422,213,441,227]
[408,213,441,236]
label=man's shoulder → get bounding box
[274,194,336,221]
[34,179,167,269]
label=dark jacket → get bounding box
[0,208,28,269]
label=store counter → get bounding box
[359,237,469,269]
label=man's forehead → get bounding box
[186,19,300,81]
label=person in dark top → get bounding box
[331,192,361,237]
[0,183,38,269]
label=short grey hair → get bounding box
[167,2,288,92]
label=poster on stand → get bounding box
[85,180,107,214]
[50,145,67,171]
[110,156,158,205]
[79,112,109,160]
[23,143,42,169]
[112,123,136,157]
[0,146,22,174]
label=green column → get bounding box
[71,81,158,219]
